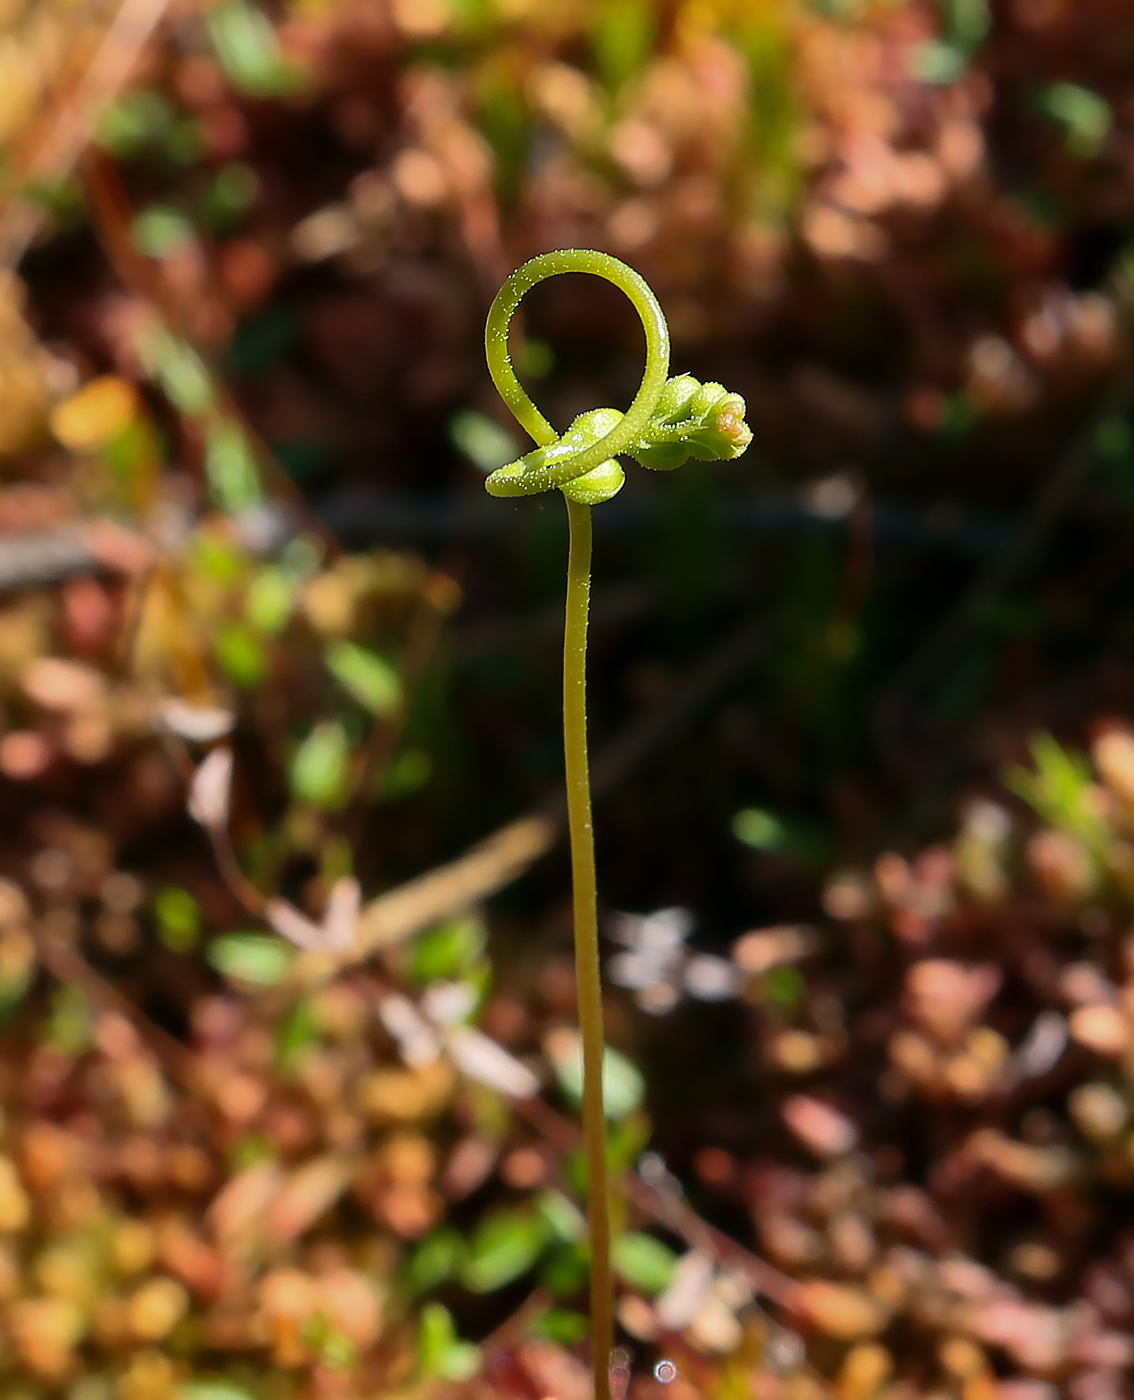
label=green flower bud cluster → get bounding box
[485,376,751,505]
[627,374,753,472]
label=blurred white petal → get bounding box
[158,697,235,742]
[610,949,666,990]
[266,877,360,954]
[610,907,693,952]
[1011,1010,1067,1082]
[443,1025,539,1098]
[684,954,741,1001]
[656,1251,714,1329]
[187,748,233,830]
[265,898,326,951]
[377,993,442,1068]
[422,979,478,1026]
[322,876,360,953]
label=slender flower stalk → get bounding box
[560,492,613,1397]
[483,249,751,1399]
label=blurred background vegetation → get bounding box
[2,0,1134,1397]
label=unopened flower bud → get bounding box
[630,376,752,471]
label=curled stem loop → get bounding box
[484,249,751,505]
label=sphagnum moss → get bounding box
[483,249,751,1399]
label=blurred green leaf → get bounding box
[418,1302,480,1382]
[605,1054,648,1121]
[1006,732,1110,850]
[909,40,967,85]
[382,746,432,800]
[131,205,195,259]
[461,1208,547,1293]
[206,419,263,513]
[535,1188,586,1244]
[928,644,996,723]
[732,807,786,851]
[551,1036,645,1120]
[24,176,84,218]
[139,327,215,416]
[591,0,655,91]
[1096,415,1132,462]
[611,1232,678,1295]
[291,720,350,808]
[941,391,977,439]
[276,999,319,1070]
[404,1226,466,1297]
[47,985,94,1055]
[807,0,863,16]
[216,621,267,689]
[311,1322,357,1370]
[181,1385,255,1400]
[531,1307,589,1344]
[326,640,402,717]
[944,0,989,50]
[732,807,830,868]
[245,566,295,635]
[473,54,528,201]
[450,411,518,474]
[102,417,156,501]
[765,964,807,1014]
[229,1133,278,1171]
[207,934,294,987]
[204,163,259,231]
[408,914,487,984]
[1041,82,1111,157]
[281,535,324,579]
[193,531,247,584]
[97,90,176,157]
[0,941,31,1017]
[207,0,301,97]
[154,886,202,953]
[166,118,207,165]
[1097,415,1134,506]
[606,1112,651,1175]
[540,1242,588,1297]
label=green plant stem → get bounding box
[482,248,750,1393]
[562,493,612,1400]
[481,249,680,1399]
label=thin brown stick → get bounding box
[0,0,174,268]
